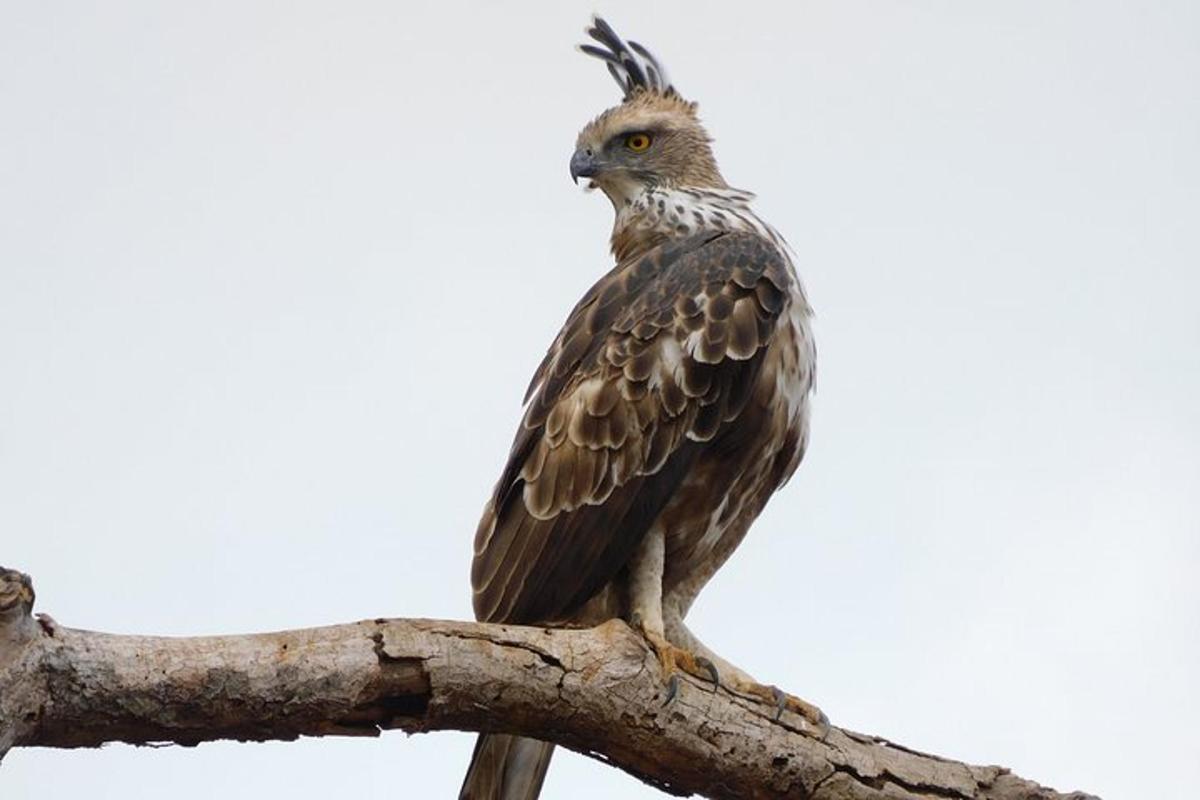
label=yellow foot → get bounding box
[732,679,830,738]
[637,625,720,704]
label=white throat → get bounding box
[611,184,784,247]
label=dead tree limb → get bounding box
[0,567,1097,799]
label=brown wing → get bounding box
[471,231,795,624]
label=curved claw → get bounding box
[769,685,831,738]
[663,673,680,706]
[815,709,832,741]
[771,685,787,721]
[35,612,58,637]
[695,655,720,691]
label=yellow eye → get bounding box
[626,133,652,152]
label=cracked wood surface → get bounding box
[0,568,1099,799]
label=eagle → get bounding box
[461,17,821,799]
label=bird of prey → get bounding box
[461,17,821,799]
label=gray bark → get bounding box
[0,567,1098,799]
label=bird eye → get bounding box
[625,133,652,152]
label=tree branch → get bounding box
[0,567,1097,800]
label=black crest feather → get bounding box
[579,16,677,100]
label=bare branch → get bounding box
[0,568,1097,800]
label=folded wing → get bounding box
[471,231,794,624]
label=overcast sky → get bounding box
[2,2,1197,798]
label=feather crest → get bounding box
[578,15,677,100]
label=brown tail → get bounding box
[459,734,555,800]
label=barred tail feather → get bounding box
[459,734,556,800]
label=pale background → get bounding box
[2,2,1197,798]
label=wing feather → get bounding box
[472,232,794,623]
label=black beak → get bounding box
[570,149,599,184]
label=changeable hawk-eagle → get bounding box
[461,17,820,799]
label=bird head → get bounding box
[571,17,726,205]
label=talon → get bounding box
[772,686,830,735]
[695,656,720,690]
[815,710,832,741]
[636,623,714,705]
[663,673,679,706]
[771,685,787,721]
[35,612,58,637]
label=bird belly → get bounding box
[659,305,813,611]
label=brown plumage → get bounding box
[472,231,797,625]
[576,90,728,196]
[461,16,818,800]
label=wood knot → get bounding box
[0,567,35,616]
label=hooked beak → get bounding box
[570,148,599,184]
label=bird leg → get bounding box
[736,681,829,735]
[627,528,720,703]
[632,621,721,704]
[663,613,829,737]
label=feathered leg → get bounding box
[664,612,828,736]
[628,527,719,699]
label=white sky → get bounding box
[2,2,1197,798]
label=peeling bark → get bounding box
[0,567,1098,799]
